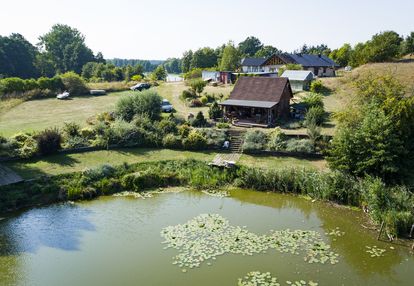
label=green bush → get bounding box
[116,89,162,121]
[162,134,182,149]
[182,130,207,150]
[242,130,268,151]
[110,120,145,147]
[60,72,88,95]
[63,122,81,137]
[121,168,180,191]
[191,111,207,127]
[285,139,315,153]
[216,122,230,129]
[0,77,26,93]
[36,128,62,155]
[37,76,64,91]
[209,101,223,120]
[64,136,88,149]
[304,106,326,126]
[302,93,324,109]
[200,96,208,105]
[180,89,196,100]
[157,118,178,135]
[200,128,227,148]
[10,132,37,158]
[267,128,287,151]
[310,80,327,94]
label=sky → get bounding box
[0,0,413,60]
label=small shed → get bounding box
[281,70,314,92]
[202,71,220,82]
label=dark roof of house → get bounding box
[279,53,340,67]
[219,77,292,108]
[241,57,266,67]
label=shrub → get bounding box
[0,77,26,93]
[200,128,227,148]
[115,89,162,121]
[216,122,230,129]
[191,111,207,127]
[162,133,182,149]
[178,124,191,138]
[304,106,326,126]
[181,89,196,100]
[63,122,81,138]
[110,120,145,147]
[36,128,62,155]
[267,128,287,151]
[60,72,88,95]
[302,93,324,109]
[242,130,268,151]
[208,101,223,120]
[10,132,38,158]
[310,80,327,94]
[285,139,315,153]
[37,76,64,91]
[190,98,203,107]
[200,96,208,105]
[24,79,39,91]
[64,136,88,149]
[80,127,95,139]
[121,168,180,191]
[157,119,178,135]
[80,164,116,186]
[182,130,207,150]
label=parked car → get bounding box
[161,99,173,112]
[130,83,151,91]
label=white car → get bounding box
[56,91,70,99]
[161,99,173,112]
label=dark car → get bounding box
[130,83,151,91]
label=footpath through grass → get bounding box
[4,148,326,179]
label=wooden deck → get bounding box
[209,153,241,168]
[0,164,23,186]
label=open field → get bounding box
[4,148,326,179]
[0,82,233,137]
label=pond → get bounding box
[0,189,413,286]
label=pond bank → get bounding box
[0,159,412,238]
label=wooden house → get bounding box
[219,77,293,127]
[241,53,339,77]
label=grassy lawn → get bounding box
[0,82,233,137]
[4,148,326,179]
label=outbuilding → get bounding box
[280,70,314,91]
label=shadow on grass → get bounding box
[4,153,81,179]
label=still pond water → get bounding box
[0,189,413,286]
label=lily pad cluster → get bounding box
[201,189,230,197]
[160,214,340,270]
[237,271,318,286]
[365,246,386,257]
[325,227,345,237]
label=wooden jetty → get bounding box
[209,153,241,168]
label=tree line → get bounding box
[1,24,413,81]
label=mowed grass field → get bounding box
[4,148,326,179]
[0,82,233,137]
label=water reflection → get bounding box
[0,203,95,255]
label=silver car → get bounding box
[161,99,173,112]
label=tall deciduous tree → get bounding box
[255,45,281,58]
[238,36,263,57]
[191,47,218,69]
[181,50,193,73]
[329,43,353,67]
[0,33,39,78]
[39,24,96,74]
[402,32,414,56]
[219,41,240,71]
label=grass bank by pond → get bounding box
[0,159,412,237]
[4,148,326,179]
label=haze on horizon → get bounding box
[1,0,413,60]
